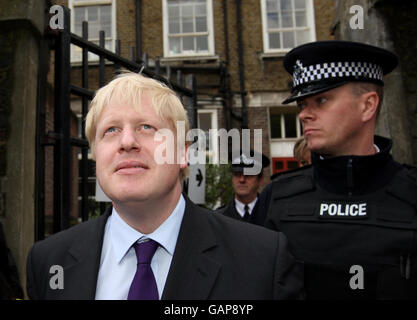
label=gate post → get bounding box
[53,6,71,232]
[0,0,48,296]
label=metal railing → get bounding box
[35,6,197,239]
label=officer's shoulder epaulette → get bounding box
[270,165,315,199]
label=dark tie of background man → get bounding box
[244,205,250,221]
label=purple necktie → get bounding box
[127,239,159,300]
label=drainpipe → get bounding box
[135,0,142,62]
[222,0,232,130]
[235,0,248,129]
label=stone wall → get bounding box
[333,0,415,164]
[0,0,46,297]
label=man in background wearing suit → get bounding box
[216,151,270,226]
[26,72,303,300]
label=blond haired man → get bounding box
[26,72,302,300]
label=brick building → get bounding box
[52,0,335,189]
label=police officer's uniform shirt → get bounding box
[265,136,417,299]
[234,197,258,219]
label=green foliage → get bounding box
[205,163,234,210]
[88,198,110,220]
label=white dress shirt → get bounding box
[234,197,258,219]
[95,195,185,300]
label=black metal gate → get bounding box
[35,6,197,240]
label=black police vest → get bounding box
[268,165,417,299]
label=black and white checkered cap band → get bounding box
[293,61,384,87]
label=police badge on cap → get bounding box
[230,150,270,175]
[282,40,399,104]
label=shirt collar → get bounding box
[109,194,186,264]
[319,144,381,160]
[234,197,258,216]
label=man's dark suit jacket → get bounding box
[26,197,303,300]
[216,193,270,226]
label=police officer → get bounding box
[216,150,270,226]
[264,40,417,299]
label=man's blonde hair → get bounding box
[85,71,190,180]
[293,136,310,166]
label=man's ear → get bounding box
[180,143,189,169]
[360,91,379,122]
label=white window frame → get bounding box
[269,109,302,140]
[69,0,117,62]
[163,0,215,58]
[260,0,316,54]
[197,108,219,164]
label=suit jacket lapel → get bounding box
[62,208,111,299]
[223,198,243,221]
[162,197,221,300]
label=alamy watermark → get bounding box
[49,5,64,30]
[349,5,364,30]
[49,265,64,290]
[349,265,364,290]
[154,121,263,175]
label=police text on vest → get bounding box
[319,203,367,217]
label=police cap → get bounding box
[282,40,399,104]
[230,150,270,174]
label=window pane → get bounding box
[182,16,193,33]
[287,160,299,169]
[195,16,207,32]
[284,113,297,137]
[295,10,306,27]
[87,6,98,22]
[196,35,208,51]
[267,13,279,29]
[169,19,180,33]
[101,5,111,20]
[74,5,112,39]
[275,161,283,171]
[183,36,194,51]
[195,3,206,15]
[169,37,181,54]
[282,31,295,48]
[105,39,112,50]
[74,7,85,35]
[101,21,111,36]
[280,0,292,11]
[266,0,278,12]
[270,114,282,138]
[294,0,306,9]
[269,32,281,49]
[167,0,210,55]
[181,4,193,17]
[168,4,179,19]
[296,30,310,45]
[281,11,293,27]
